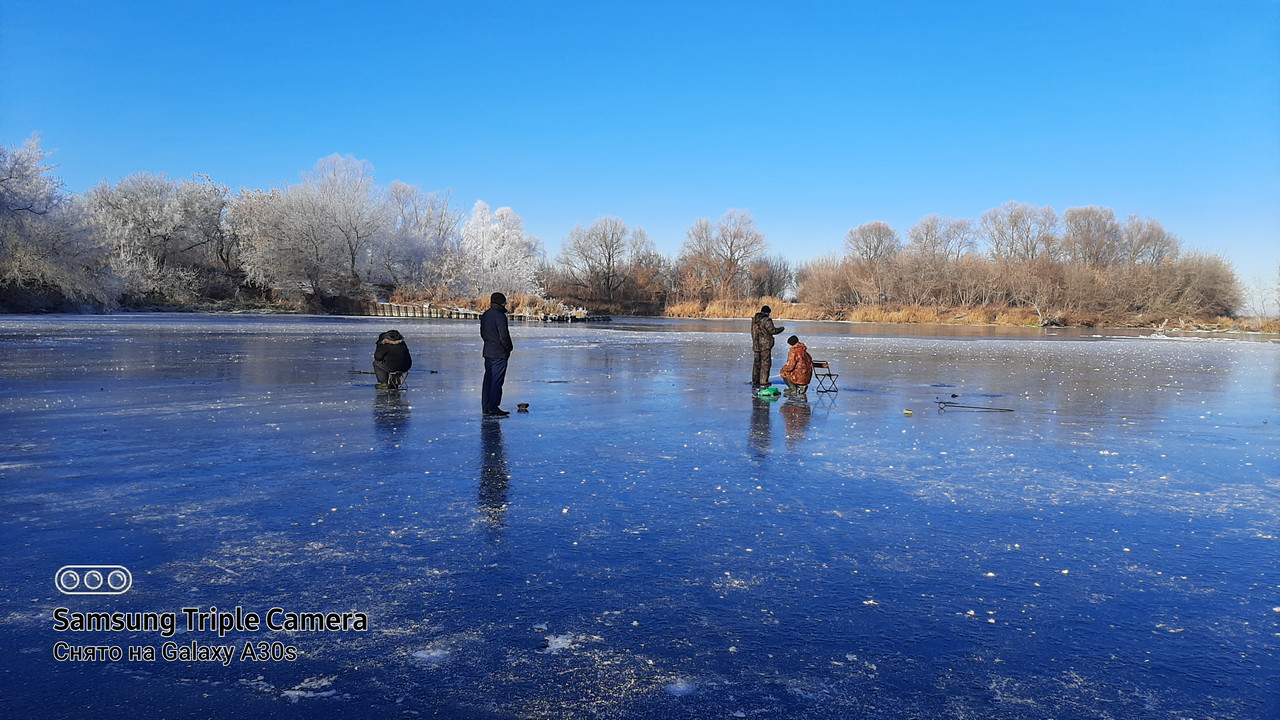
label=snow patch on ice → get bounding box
[665,678,698,696]
[537,633,599,654]
[412,647,452,664]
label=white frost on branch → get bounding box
[459,200,544,297]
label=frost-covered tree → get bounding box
[0,134,61,223]
[302,155,384,284]
[180,174,236,272]
[232,155,390,299]
[88,172,232,302]
[231,185,348,298]
[375,181,463,290]
[459,200,544,297]
[0,134,115,307]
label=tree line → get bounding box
[2,134,1273,326]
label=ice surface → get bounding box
[1,313,1277,718]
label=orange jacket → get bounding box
[780,342,813,385]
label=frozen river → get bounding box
[1,313,1277,719]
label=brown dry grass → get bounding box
[392,286,1280,335]
[386,289,576,316]
[842,304,1043,327]
[664,297,833,320]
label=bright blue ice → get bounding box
[1,314,1277,718]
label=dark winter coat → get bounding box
[481,304,513,359]
[374,332,413,372]
[751,312,784,351]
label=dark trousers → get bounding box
[752,350,772,385]
[482,356,508,412]
[373,360,401,385]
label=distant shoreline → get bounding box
[5,305,1277,341]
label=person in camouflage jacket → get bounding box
[750,305,784,386]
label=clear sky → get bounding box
[2,1,1277,284]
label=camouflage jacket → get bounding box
[751,312,783,351]
[780,342,813,385]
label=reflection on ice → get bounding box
[0,314,1276,719]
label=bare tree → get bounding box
[1270,264,1280,318]
[625,227,668,306]
[675,217,715,302]
[844,221,900,303]
[1061,205,1123,268]
[558,216,632,301]
[1,133,61,220]
[748,253,794,298]
[795,254,856,308]
[979,201,1058,261]
[88,173,184,269]
[230,184,350,298]
[844,221,900,264]
[901,215,974,305]
[678,209,766,300]
[1162,251,1241,317]
[1120,214,1180,266]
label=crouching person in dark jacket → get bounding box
[373,330,412,389]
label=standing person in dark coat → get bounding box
[480,292,514,417]
[750,305,784,386]
[373,329,412,389]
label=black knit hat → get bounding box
[787,335,799,345]
[491,292,507,306]
[761,305,771,314]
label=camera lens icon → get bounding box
[56,565,131,595]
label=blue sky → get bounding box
[2,1,1277,283]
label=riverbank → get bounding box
[661,297,1280,334]
[6,291,1276,334]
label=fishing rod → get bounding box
[935,396,1014,412]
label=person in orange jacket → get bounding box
[779,335,813,397]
